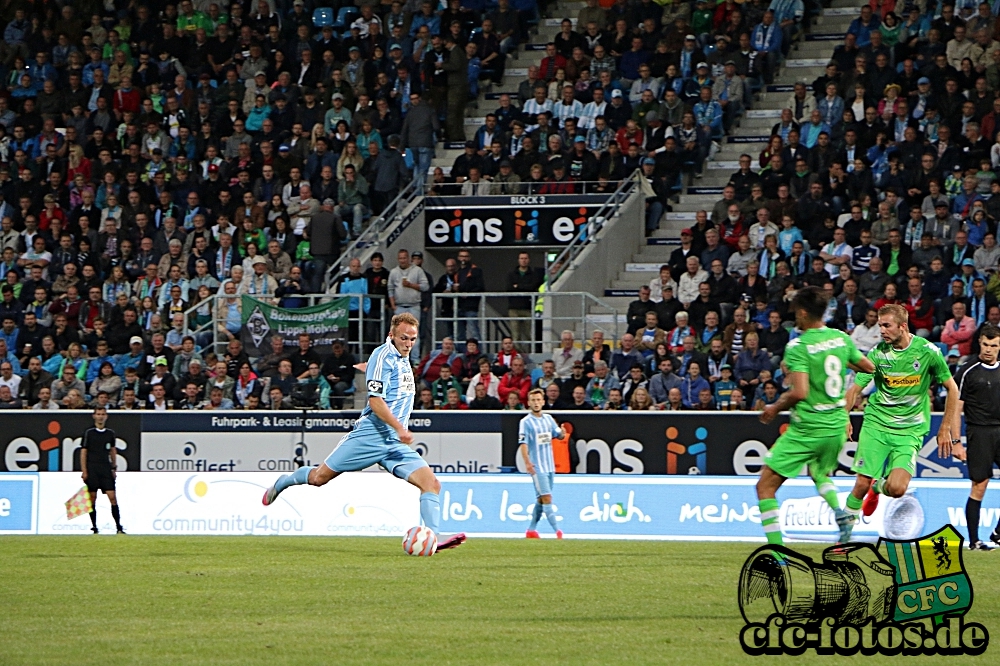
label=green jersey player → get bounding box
[842,304,961,530]
[757,286,875,545]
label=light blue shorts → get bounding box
[531,471,555,498]
[324,422,428,480]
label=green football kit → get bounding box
[851,336,952,478]
[765,327,864,479]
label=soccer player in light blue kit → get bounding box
[520,388,565,539]
[262,313,465,552]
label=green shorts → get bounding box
[765,427,843,479]
[851,427,921,479]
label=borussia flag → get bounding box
[65,486,93,520]
[878,525,973,624]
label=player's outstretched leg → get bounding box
[756,468,784,546]
[262,464,336,505]
[539,495,562,538]
[811,470,854,543]
[526,502,542,538]
[407,467,465,551]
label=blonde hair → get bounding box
[391,312,419,329]
[878,303,908,325]
[629,386,652,410]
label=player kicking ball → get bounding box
[520,388,565,539]
[841,304,961,536]
[262,313,465,553]
[757,286,875,545]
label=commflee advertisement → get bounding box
[25,474,999,542]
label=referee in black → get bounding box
[954,324,1000,550]
[79,406,125,534]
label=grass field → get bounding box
[1,537,999,665]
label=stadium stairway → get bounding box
[595,1,857,321]
[418,1,857,341]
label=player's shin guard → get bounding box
[276,465,314,492]
[528,502,542,530]
[759,498,782,545]
[419,492,441,535]
[814,477,840,511]
[967,497,982,544]
[542,503,558,531]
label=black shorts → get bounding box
[85,469,116,493]
[966,425,1000,483]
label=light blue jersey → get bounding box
[359,337,417,435]
[518,413,561,475]
[323,338,425,480]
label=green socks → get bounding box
[759,498,782,545]
[845,493,863,518]
[872,478,887,495]
[814,477,840,511]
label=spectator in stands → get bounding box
[497,355,530,406]
[552,330,583,379]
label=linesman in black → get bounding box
[79,407,125,534]
[953,324,1000,551]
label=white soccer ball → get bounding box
[402,525,437,556]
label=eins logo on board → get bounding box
[426,207,592,245]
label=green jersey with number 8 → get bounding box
[782,327,865,437]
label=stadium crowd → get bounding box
[1,0,1000,412]
[404,0,1000,412]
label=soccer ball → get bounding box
[402,526,437,556]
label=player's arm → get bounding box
[848,357,875,374]
[759,371,807,424]
[937,376,963,460]
[518,443,536,475]
[79,439,88,481]
[950,394,968,461]
[368,396,413,444]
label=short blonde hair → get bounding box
[391,312,419,329]
[878,303,908,325]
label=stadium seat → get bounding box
[530,367,544,384]
[333,7,358,29]
[313,8,333,28]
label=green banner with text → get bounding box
[240,296,349,355]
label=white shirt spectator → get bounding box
[851,319,882,354]
[521,98,553,132]
[579,100,607,130]
[465,371,500,401]
[677,268,709,305]
[552,98,584,128]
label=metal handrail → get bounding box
[420,178,638,195]
[322,177,423,292]
[431,290,621,355]
[548,169,642,287]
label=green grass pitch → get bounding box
[2,537,999,665]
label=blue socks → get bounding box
[542,503,559,530]
[276,465,314,492]
[529,502,543,530]
[420,492,441,534]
